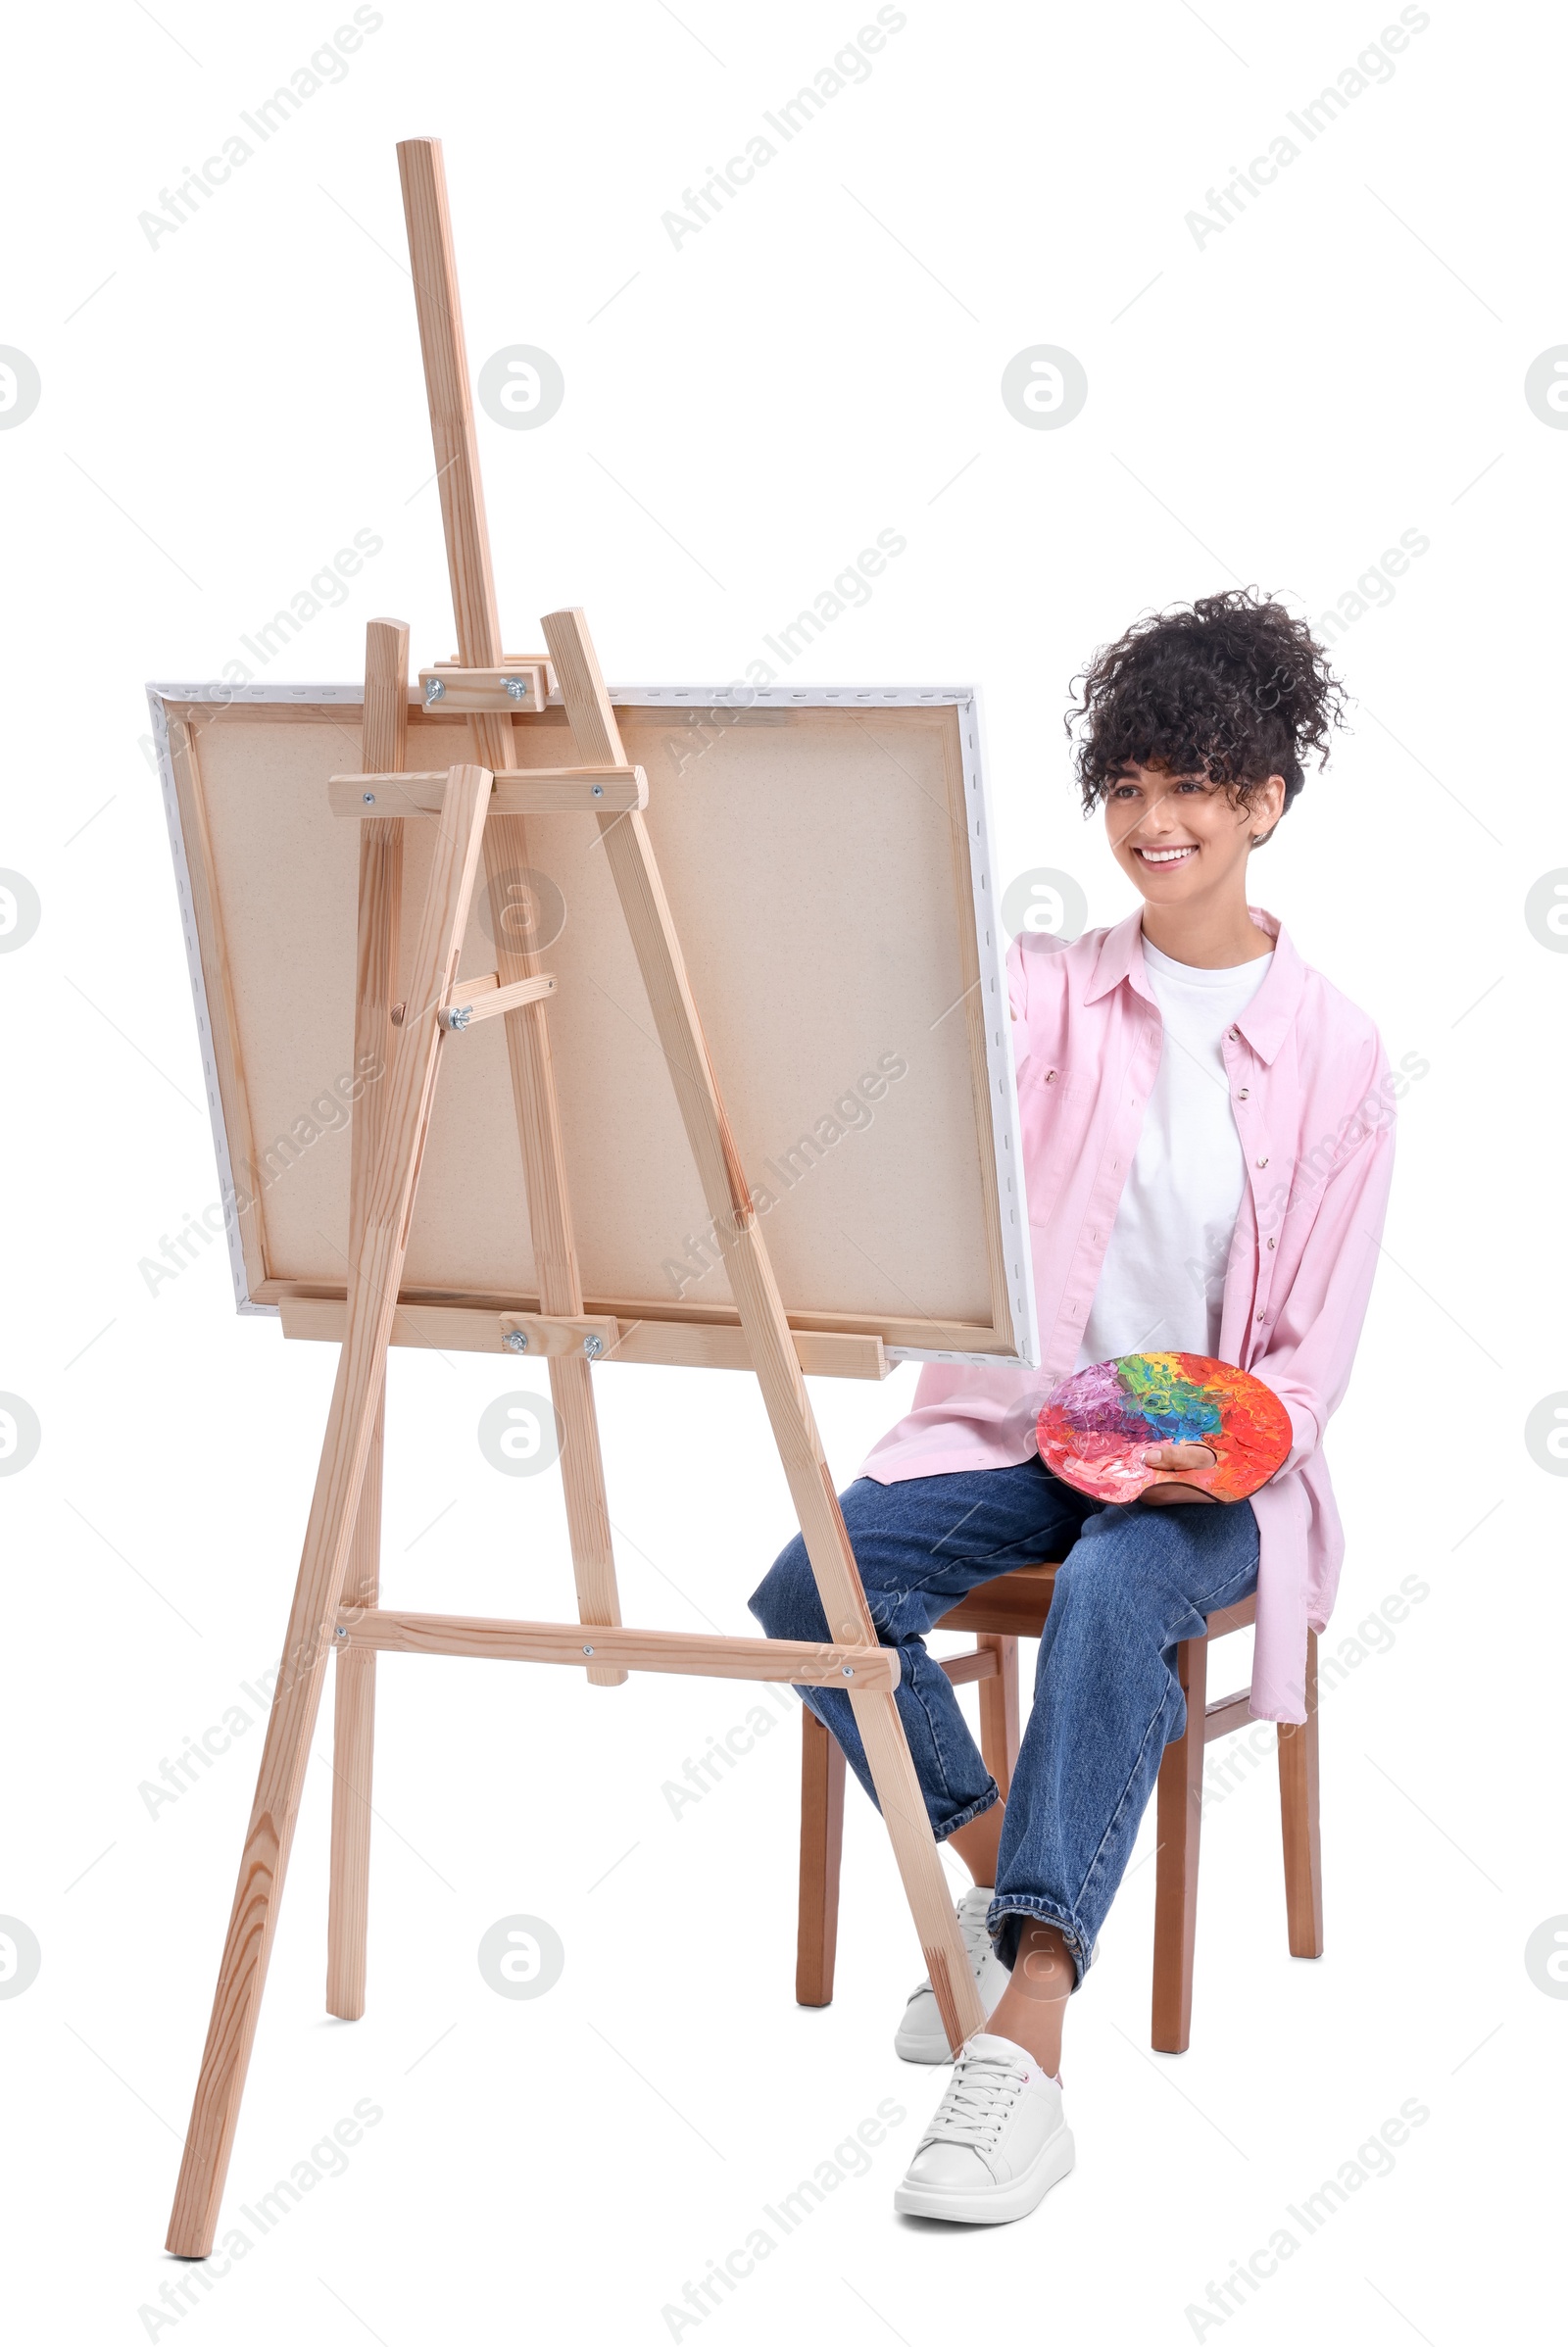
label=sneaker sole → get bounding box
[893,2123,1076,2225]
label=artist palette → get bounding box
[1036,1351,1293,1504]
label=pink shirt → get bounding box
[860,906,1396,1724]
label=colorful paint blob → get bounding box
[1036,1352,1293,1504]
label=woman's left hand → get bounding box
[1139,1442,1218,1505]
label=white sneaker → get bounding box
[894,1886,1007,2063]
[893,2032,1075,2224]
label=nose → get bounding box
[1133,795,1181,838]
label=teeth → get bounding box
[1140,847,1193,863]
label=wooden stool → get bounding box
[796,1562,1322,2052]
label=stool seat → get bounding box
[796,1561,1321,2052]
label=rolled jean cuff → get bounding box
[931,1779,1001,1844]
[986,1894,1092,1989]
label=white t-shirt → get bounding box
[1075,937,1273,1369]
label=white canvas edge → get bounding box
[146,678,1040,1370]
[147,686,267,1317]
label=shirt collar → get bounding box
[1084,905,1305,1064]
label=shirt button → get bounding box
[1238,1088,1250,1100]
[1267,1237,1275,1249]
[1229,1026,1240,1040]
[1045,1069,1056,1083]
[1255,1310,1265,1322]
[1255,1156,1268,1167]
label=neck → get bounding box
[1139,888,1272,969]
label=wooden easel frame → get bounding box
[165,138,984,2259]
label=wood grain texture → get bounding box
[329,768,646,817]
[497,1312,622,1358]
[1152,1633,1207,2056]
[440,973,555,1027]
[399,141,625,1684]
[418,663,547,712]
[279,1296,889,1379]
[935,1562,1060,1637]
[338,1609,900,1690]
[1201,1690,1254,1744]
[796,1709,846,2005]
[1204,1592,1257,1638]
[851,1684,985,2047]
[326,1401,381,2025]
[1277,1629,1323,1957]
[935,1644,1001,1688]
[167,764,493,2258]
[326,618,408,2027]
[396,142,501,668]
[976,1633,1020,1799]
[541,603,980,2046]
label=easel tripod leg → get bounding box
[166,764,493,2258]
[324,618,405,2022]
[852,1688,985,2048]
[326,1387,383,2021]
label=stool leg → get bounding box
[797,1707,846,2005]
[1152,1634,1206,2053]
[977,1634,1019,1799]
[1277,1628,1324,1957]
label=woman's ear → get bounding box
[1250,772,1287,844]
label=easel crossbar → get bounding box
[336,1609,900,1691]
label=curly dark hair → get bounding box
[1065,589,1348,844]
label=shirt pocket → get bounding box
[1016,1064,1100,1219]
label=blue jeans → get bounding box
[749,1458,1258,1984]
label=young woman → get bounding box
[751,590,1397,2225]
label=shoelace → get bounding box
[956,1897,994,1980]
[921,2048,1027,2149]
[908,1898,995,2004]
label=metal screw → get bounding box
[443,1004,472,1031]
[583,1334,604,1359]
[504,1330,529,1352]
[334,1625,347,1641]
[425,677,446,702]
[363,791,375,805]
[505,677,530,702]
[591,784,604,797]
[842,1665,855,1677]
[582,1644,595,1656]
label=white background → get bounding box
[0,2,1560,2341]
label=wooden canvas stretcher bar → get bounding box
[275,1294,891,1377]
[153,679,1032,1365]
[327,765,646,816]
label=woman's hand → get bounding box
[1139,1441,1218,1505]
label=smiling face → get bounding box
[1104,762,1286,909]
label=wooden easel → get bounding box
[165,137,984,2260]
